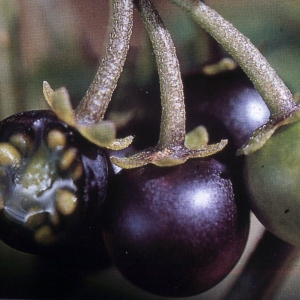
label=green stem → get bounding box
[111,0,227,168]
[171,0,297,119]
[75,0,133,125]
[134,0,186,149]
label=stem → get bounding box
[74,0,133,125]
[111,0,227,168]
[134,0,186,149]
[170,0,297,119]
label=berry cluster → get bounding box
[0,0,299,298]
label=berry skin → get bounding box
[184,67,270,149]
[244,119,300,247]
[0,110,108,253]
[103,158,249,297]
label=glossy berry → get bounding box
[184,67,270,149]
[103,158,249,297]
[0,110,108,253]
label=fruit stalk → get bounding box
[134,0,186,149]
[75,0,133,125]
[111,0,227,168]
[170,0,297,119]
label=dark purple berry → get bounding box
[184,67,270,148]
[0,110,108,253]
[103,158,249,297]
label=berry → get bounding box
[103,158,249,297]
[0,110,108,253]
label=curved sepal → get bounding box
[184,126,209,149]
[43,81,133,150]
[110,139,228,169]
[202,57,238,76]
[43,81,76,126]
[79,123,133,150]
[237,107,300,156]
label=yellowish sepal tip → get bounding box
[237,107,300,156]
[111,139,228,169]
[184,125,209,149]
[42,81,133,150]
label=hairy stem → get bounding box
[110,0,227,168]
[171,0,297,118]
[134,0,186,149]
[75,0,133,125]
